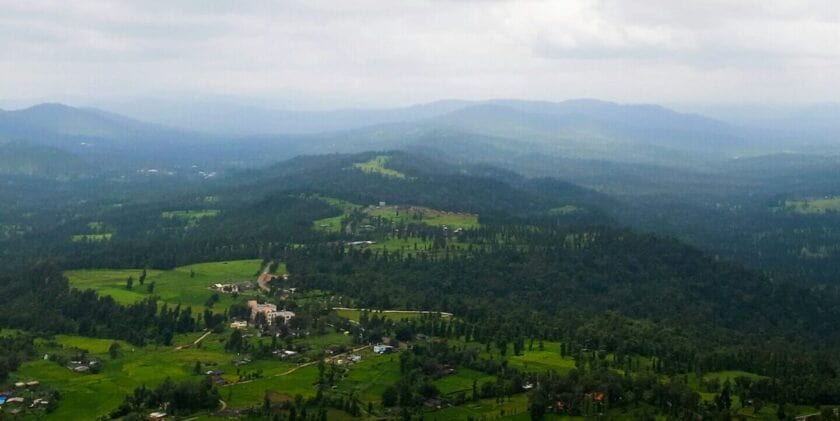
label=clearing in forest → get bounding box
[65,260,270,311]
[366,205,479,229]
[351,155,408,179]
[783,196,840,214]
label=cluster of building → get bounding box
[210,281,253,294]
[247,300,295,326]
[0,381,48,416]
[67,359,98,373]
[271,349,299,359]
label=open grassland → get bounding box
[430,394,531,420]
[313,214,345,233]
[161,209,220,220]
[8,326,365,419]
[334,308,453,323]
[70,233,112,242]
[222,364,320,408]
[549,205,581,215]
[312,196,362,233]
[162,209,220,228]
[10,332,240,420]
[66,260,265,311]
[505,343,576,374]
[434,368,495,395]
[367,205,479,229]
[784,196,840,214]
[335,351,401,403]
[362,235,473,256]
[352,155,408,179]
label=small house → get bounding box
[373,344,394,354]
[229,320,248,329]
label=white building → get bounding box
[247,300,295,326]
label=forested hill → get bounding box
[228,151,615,222]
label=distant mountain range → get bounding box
[0,98,836,178]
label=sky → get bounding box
[1,0,839,109]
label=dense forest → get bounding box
[2,150,840,419]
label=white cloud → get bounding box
[0,0,838,106]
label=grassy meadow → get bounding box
[334,308,452,323]
[784,196,840,214]
[366,205,479,229]
[65,259,266,311]
[352,155,408,179]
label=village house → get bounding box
[247,300,295,326]
[148,411,167,420]
[229,320,248,329]
[211,283,239,293]
[373,344,394,354]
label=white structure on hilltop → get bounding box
[247,300,295,326]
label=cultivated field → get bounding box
[65,260,268,311]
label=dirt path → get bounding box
[257,263,274,292]
[174,330,213,351]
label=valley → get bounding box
[1,105,839,420]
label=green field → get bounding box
[784,196,840,214]
[549,205,581,215]
[335,351,401,403]
[352,155,408,179]
[367,205,479,229]
[431,394,532,420]
[70,233,112,242]
[66,260,265,311]
[162,209,220,228]
[335,308,453,323]
[313,214,345,233]
[506,344,576,374]
[10,332,238,420]
[312,196,363,233]
[8,327,364,419]
[434,368,495,395]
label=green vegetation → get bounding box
[352,155,408,179]
[433,368,494,395]
[162,209,220,227]
[86,221,105,232]
[335,308,452,323]
[548,205,581,215]
[367,205,479,229]
[10,332,235,420]
[506,345,576,374]
[312,196,363,232]
[70,233,112,242]
[335,353,401,403]
[313,214,345,233]
[432,394,531,420]
[784,196,840,214]
[66,260,263,310]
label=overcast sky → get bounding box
[1,0,838,109]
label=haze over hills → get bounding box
[3,98,835,178]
